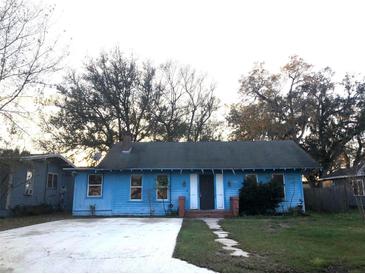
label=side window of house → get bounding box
[88,174,103,197]
[130,175,142,200]
[245,174,257,184]
[24,170,33,196]
[47,173,58,189]
[156,175,169,200]
[272,174,285,198]
[352,179,365,196]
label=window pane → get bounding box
[353,180,359,195]
[272,174,283,184]
[358,180,364,196]
[53,174,58,188]
[131,175,142,186]
[157,175,168,187]
[88,185,101,196]
[245,174,257,184]
[272,174,284,198]
[47,174,53,188]
[131,188,142,200]
[89,174,102,185]
[157,188,168,199]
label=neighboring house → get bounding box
[0,154,75,216]
[67,137,320,216]
[318,163,365,207]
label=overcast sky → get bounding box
[12,0,365,151]
[46,0,365,102]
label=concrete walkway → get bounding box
[0,218,213,273]
[203,218,249,257]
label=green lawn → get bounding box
[174,212,365,272]
[0,212,71,232]
[173,219,285,272]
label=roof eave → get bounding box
[64,166,320,172]
[20,154,75,168]
[318,174,365,181]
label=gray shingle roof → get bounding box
[97,140,320,170]
[319,163,365,180]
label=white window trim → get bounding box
[130,174,143,201]
[245,173,258,184]
[47,172,58,189]
[272,173,286,200]
[156,174,169,201]
[87,174,103,197]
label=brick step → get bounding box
[184,210,233,218]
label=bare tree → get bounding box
[0,0,63,135]
[152,62,220,142]
[180,66,219,141]
[153,62,189,141]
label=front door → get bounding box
[199,174,215,210]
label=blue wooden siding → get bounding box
[72,170,304,216]
[73,171,191,216]
[9,161,73,208]
[0,160,74,217]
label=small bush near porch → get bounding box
[174,212,365,272]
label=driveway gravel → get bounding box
[0,218,212,273]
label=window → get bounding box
[47,173,58,189]
[272,173,285,198]
[87,174,103,197]
[352,179,365,196]
[24,170,33,196]
[130,175,142,200]
[245,174,257,184]
[156,175,169,200]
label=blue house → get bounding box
[0,154,75,216]
[68,137,320,217]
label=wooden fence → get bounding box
[304,185,353,213]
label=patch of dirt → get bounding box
[136,218,167,224]
[0,266,14,273]
[72,218,104,223]
[267,221,291,233]
[21,230,49,237]
[325,264,349,273]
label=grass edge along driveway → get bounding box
[174,212,365,272]
[0,212,71,232]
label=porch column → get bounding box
[190,174,198,209]
[178,196,185,217]
[230,196,239,217]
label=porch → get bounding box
[178,196,239,218]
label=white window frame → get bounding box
[156,174,169,201]
[130,174,143,201]
[24,169,34,196]
[272,173,286,199]
[245,173,258,184]
[47,172,58,189]
[87,174,103,197]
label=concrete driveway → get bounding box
[0,218,212,273]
